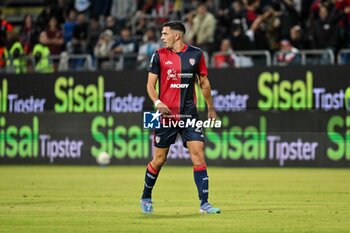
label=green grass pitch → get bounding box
[0,166,349,233]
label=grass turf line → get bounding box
[0,166,349,233]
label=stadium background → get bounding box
[1,1,350,233]
[0,0,349,167]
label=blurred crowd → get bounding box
[1,0,350,72]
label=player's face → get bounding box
[161,26,176,49]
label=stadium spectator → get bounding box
[134,11,156,37]
[229,19,253,51]
[63,9,78,45]
[109,0,137,27]
[310,5,339,50]
[104,16,121,36]
[190,3,216,55]
[32,31,53,73]
[206,0,220,13]
[279,0,300,40]
[171,0,184,19]
[137,27,161,69]
[243,0,260,28]
[19,14,40,55]
[87,16,102,55]
[51,0,68,25]
[112,27,139,69]
[69,13,88,54]
[289,25,307,49]
[5,31,27,74]
[227,0,246,23]
[262,4,282,52]
[94,29,114,69]
[247,8,270,51]
[153,0,171,24]
[0,9,13,68]
[36,3,54,31]
[183,11,195,44]
[45,17,64,56]
[213,38,235,68]
[3,0,350,71]
[275,39,300,66]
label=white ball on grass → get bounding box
[96,151,111,166]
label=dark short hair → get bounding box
[163,21,186,34]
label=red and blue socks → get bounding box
[193,163,209,206]
[141,163,159,199]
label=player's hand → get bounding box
[157,102,172,115]
[208,109,217,120]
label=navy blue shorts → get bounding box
[154,125,204,148]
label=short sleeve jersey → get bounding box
[148,44,207,117]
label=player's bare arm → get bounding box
[146,72,171,114]
[198,75,217,120]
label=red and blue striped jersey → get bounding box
[148,44,207,118]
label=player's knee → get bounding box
[152,154,166,168]
[190,151,205,164]
[152,159,166,169]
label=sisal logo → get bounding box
[55,76,104,112]
[327,115,350,161]
[0,79,8,113]
[0,116,83,162]
[258,71,347,111]
[0,116,39,158]
[55,76,145,113]
[205,116,318,166]
[90,116,151,158]
[170,84,189,89]
[345,87,350,111]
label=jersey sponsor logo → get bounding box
[166,69,193,81]
[167,69,177,80]
[165,60,173,65]
[178,73,193,79]
[189,58,195,66]
[170,83,189,88]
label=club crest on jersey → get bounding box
[167,69,177,80]
[189,58,195,66]
[155,136,161,144]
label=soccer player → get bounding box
[140,21,220,214]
